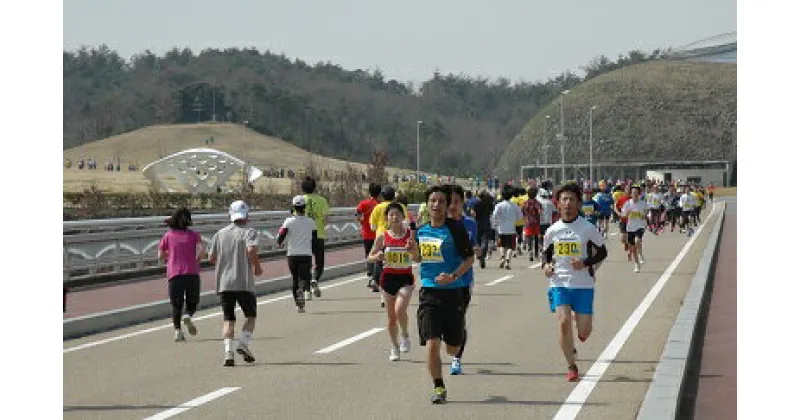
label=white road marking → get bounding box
[64,275,366,354]
[143,387,240,420]
[485,275,514,286]
[552,203,718,420]
[528,264,541,269]
[315,327,385,354]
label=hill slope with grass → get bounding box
[63,123,412,193]
[495,60,736,180]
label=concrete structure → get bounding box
[141,148,263,194]
[666,31,737,63]
[646,168,724,186]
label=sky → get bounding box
[63,0,736,84]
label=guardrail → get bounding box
[64,204,420,283]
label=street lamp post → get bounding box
[543,115,550,179]
[416,121,423,182]
[589,105,597,184]
[560,90,569,183]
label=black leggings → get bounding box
[312,238,326,281]
[288,255,313,306]
[168,274,201,330]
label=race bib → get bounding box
[555,241,581,257]
[419,237,444,263]
[384,247,411,269]
[629,211,643,219]
[683,202,693,210]
[581,206,594,215]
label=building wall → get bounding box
[646,169,725,186]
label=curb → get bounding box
[63,258,367,340]
[636,201,727,419]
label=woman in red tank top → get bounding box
[367,202,418,361]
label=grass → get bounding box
[713,187,736,196]
[62,123,441,193]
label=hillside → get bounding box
[495,60,736,180]
[63,123,414,193]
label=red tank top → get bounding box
[382,228,413,275]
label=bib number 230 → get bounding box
[555,242,580,257]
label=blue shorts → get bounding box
[548,287,594,315]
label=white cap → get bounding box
[229,200,249,222]
[292,195,306,207]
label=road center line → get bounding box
[315,327,385,354]
[552,203,718,420]
[485,275,514,286]
[64,274,366,354]
[142,387,240,420]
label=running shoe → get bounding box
[223,351,235,367]
[182,315,197,336]
[450,358,462,375]
[399,336,411,353]
[634,263,641,273]
[237,343,256,363]
[567,365,580,382]
[297,305,305,314]
[431,387,447,404]
[389,346,400,361]
[312,281,321,298]
[174,330,186,342]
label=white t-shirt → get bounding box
[679,193,697,211]
[491,200,523,235]
[622,199,648,232]
[646,192,664,209]
[537,197,556,225]
[543,217,605,289]
[279,215,315,256]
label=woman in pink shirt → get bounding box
[158,207,206,342]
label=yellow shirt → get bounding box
[369,201,409,236]
[511,195,528,227]
[304,193,330,239]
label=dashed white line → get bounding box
[485,275,514,286]
[64,274,366,354]
[315,327,385,354]
[552,203,718,420]
[143,387,240,420]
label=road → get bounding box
[64,203,724,420]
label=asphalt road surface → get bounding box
[64,203,723,420]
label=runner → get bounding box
[522,186,542,262]
[542,182,608,382]
[679,185,697,237]
[471,190,495,268]
[369,186,409,307]
[158,207,205,342]
[613,185,632,256]
[594,187,614,237]
[579,190,600,228]
[356,183,381,288]
[367,202,416,361]
[645,185,665,234]
[491,186,523,270]
[537,189,556,267]
[412,185,475,403]
[663,185,681,232]
[510,187,528,256]
[621,185,649,272]
[277,195,316,313]
[445,184,481,375]
[208,200,262,366]
[302,176,329,299]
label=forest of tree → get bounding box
[63,46,663,176]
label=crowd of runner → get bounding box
[152,175,712,404]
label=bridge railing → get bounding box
[63,205,420,283]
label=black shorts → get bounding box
[219,291,257,321]
[619,220,627,233]
[599,214,611,221]
[362,239,375,257]
[627,229,646,244]
[499,234,516,250]
[540,224,551,235]
[417,287,466,347]
[380,272,414,296]
[515,226,524,241]
[461,286,472,315]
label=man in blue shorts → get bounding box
[594,188,614,237]
[542,182,608,382]
[412,185,475,404]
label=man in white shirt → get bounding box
[277,195,317,313]
[491,186,523,269]
[621,185,649,273]
[678,185,697,237]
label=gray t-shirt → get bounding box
[209,223,259,293]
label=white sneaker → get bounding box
[182,315,197,336]
[174,330,186,342]
[223,350,235,367]
[638,256,645,264]
[634,263,641,273]
[389,346,400,361]
[399,336,411,353]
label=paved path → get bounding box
[63,204,723,420]
[681,198,737,419]
[64,246,367,318]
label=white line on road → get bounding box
[143,387,240,420]
[64,274,366,354]
[315,327,385,354]
[485,275,514,286]
[552,203,718,420]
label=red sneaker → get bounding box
[567,365,580,382]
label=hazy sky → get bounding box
[64,0,736,84]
